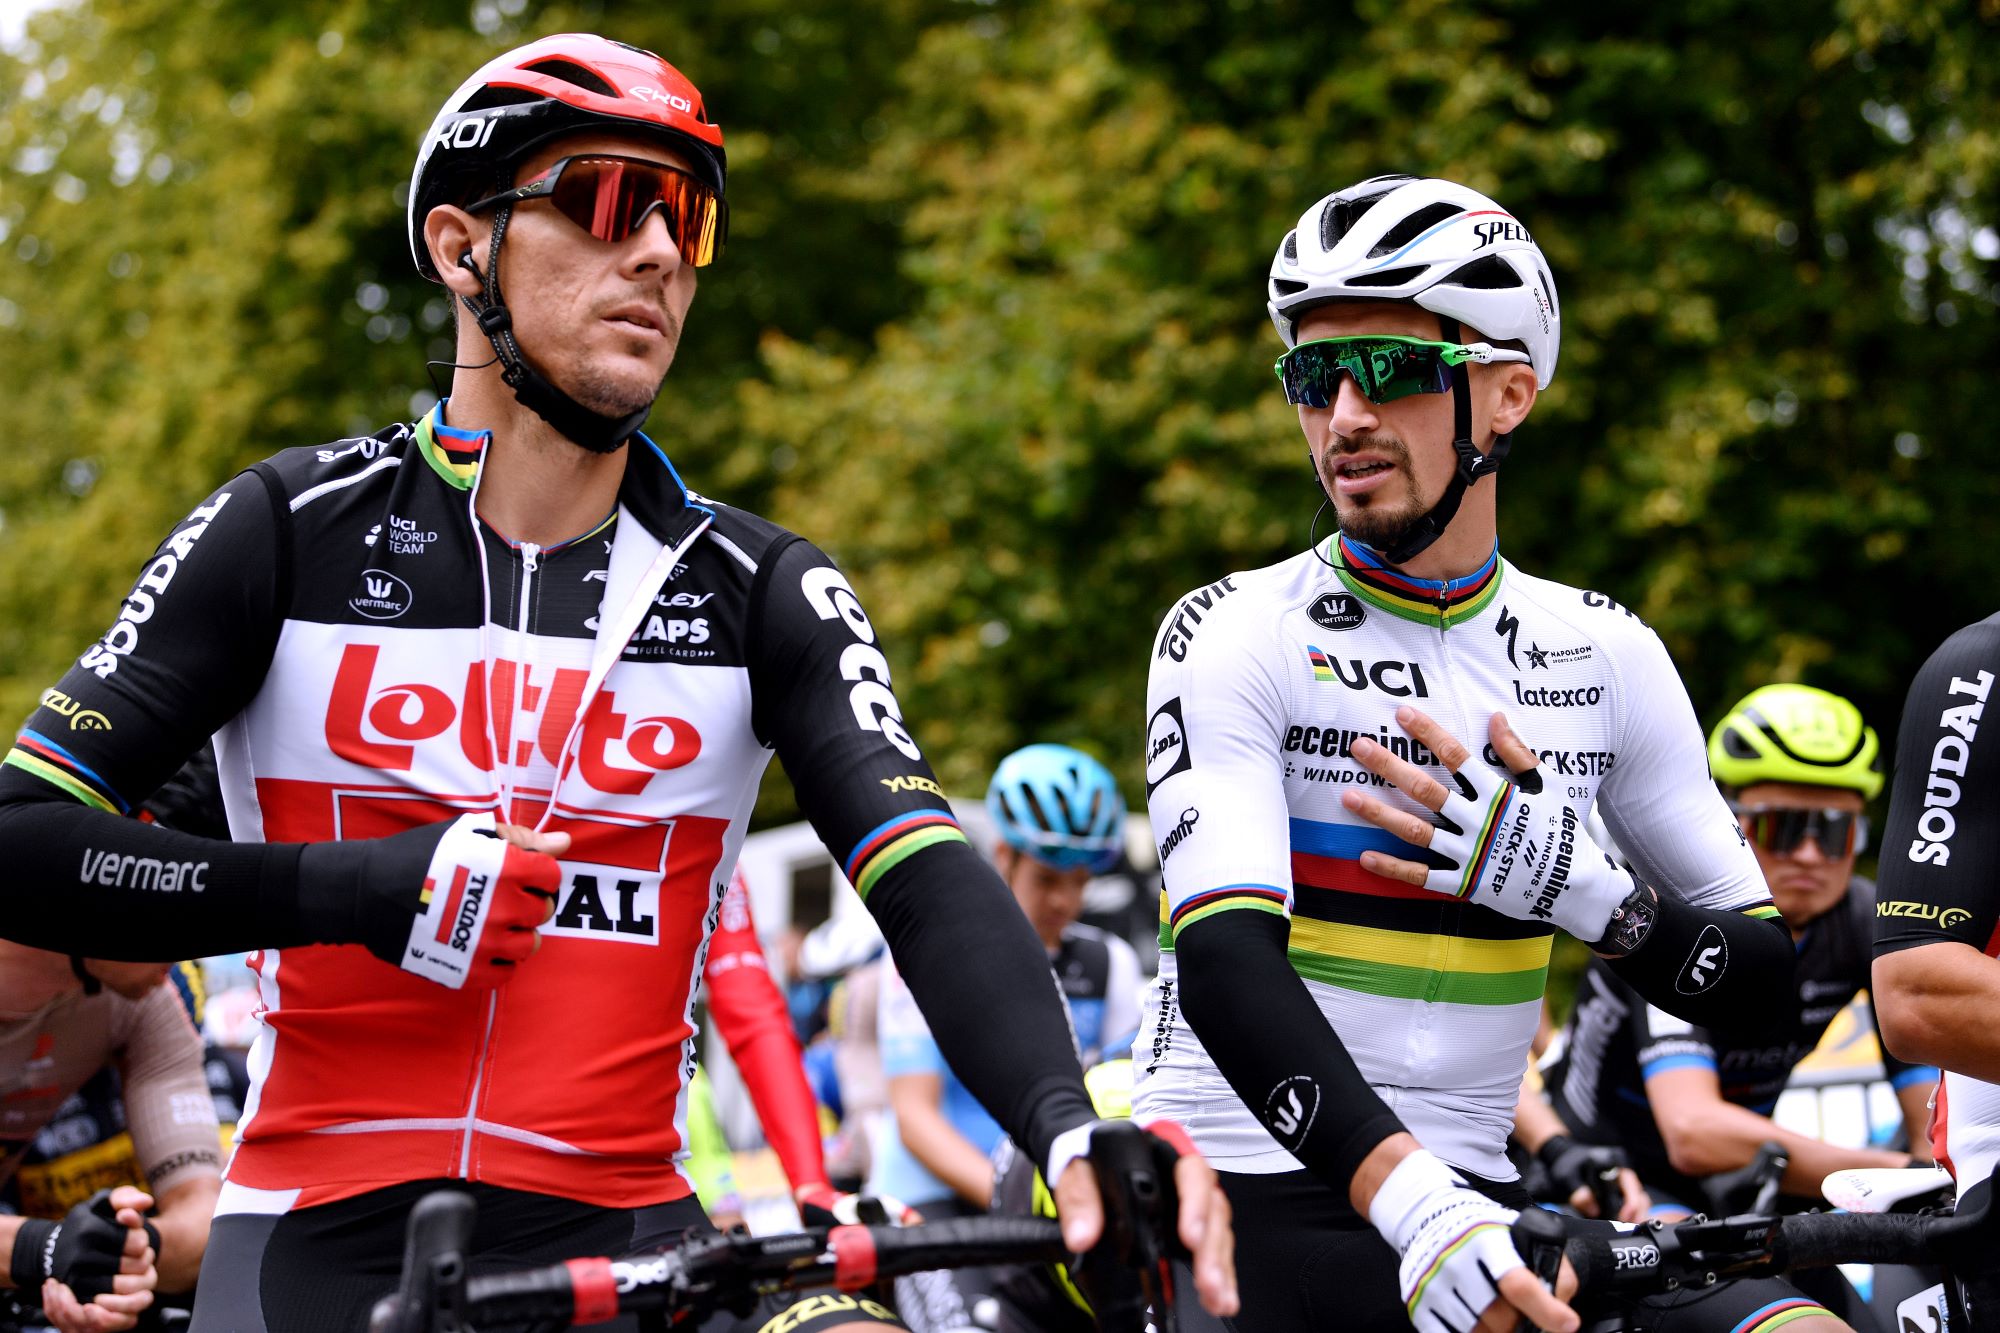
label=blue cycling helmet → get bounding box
[986,744,1128,872]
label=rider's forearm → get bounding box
[152,1175,219,1292]
[1598,886,1795,1036]
[0,785,309,958]
[1875,943,2000,1082]
[1174,908,1405,1200]
[0,1214,22,1289]
[866,839,1094,1174]
[1655,1099,1906,1191]
[888,1076,995,1208]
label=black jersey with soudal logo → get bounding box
[1547,878,1931,1200]
[0,404,1093,1213]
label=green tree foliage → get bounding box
[3,0,1996,824]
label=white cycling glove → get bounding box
[1424,762,1633,942]
[1369,1149,1527,1333]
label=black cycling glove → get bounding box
[1536,1134,1629,1218]
[9,1190,160,1301]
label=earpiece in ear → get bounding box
[458,251,478,274]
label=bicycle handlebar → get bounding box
[1512,1187,1991,1307]
[369,1202,1071,1332]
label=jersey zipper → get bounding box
[460,538,541,1180]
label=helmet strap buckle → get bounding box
[1376,316,1506,565]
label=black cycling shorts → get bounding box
[188,1179,903,1333]
[1194,1168,1830,1333]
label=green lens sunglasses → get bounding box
[1275,335,1530,408]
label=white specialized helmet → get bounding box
[1268,175,1560,388]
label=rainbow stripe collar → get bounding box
[1328,535,1503,629]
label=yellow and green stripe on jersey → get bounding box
[1329,534,1502,630]
[842,807,968,900]
[4,730,129,814]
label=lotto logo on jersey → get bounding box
[323,642,701,792]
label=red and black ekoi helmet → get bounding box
[407,33,726,282]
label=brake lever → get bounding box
[1080,1122,1183,1333]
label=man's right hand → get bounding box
[1367,1148,1579,1333]
[300,812,563,989]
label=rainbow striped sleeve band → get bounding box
[844,808,969,900]
[1728,1298,1833,1333]
[4,730,129,814]
[1168,884,1289,943]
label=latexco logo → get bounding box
[1157,576,1239,662]
[1145,697,1192,794]
[349,569,414,621]
[1511,680,1604,709]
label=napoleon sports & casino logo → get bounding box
[323,642,701,793]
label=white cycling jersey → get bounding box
[1133,535,1773,1180]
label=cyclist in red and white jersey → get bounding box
[0,33,1234,1332]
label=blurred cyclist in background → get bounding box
[1541,684,1931,1216]
[876,745,1141,1332]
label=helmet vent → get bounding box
[1720,727,1760,761]
[1441,256,1523,289]
[1282,230,1298,262]
[1370,202,1463,257]
[522,58,618,97]
[1346,264,1426,288]
[1271,277,1308,297]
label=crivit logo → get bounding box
[349,570,413,620]
[801,567,921,762]
[1156,808,1199,865]
[1908,669,1992,868]
[1145,697,1192,795]
[1675,924,1728,995]
[80,493,232,679]
[1877,900,1973,931]
[324,643,700,791]
[1581,589,1643,622]
[1157,577,1239,662]
[1307,592,1366,632]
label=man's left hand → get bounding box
[1050,1125,1238,1318]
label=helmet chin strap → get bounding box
[1374,315,1510,566]
[454,206,649,455]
